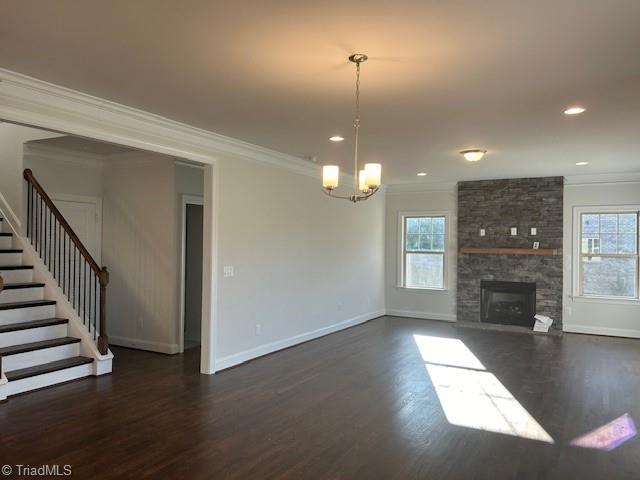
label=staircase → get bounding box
[0,170,112,400]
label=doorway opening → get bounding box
[180,195,204,353]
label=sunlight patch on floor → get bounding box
[414,334,554,444]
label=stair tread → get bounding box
[0,265,33,270]
[0,249,22,253]
[0,318,68,334]
[5,356,93,381]
[0,299,56,310]
[2,282,45,290]
[0,336,80,356]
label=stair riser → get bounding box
[0,269,34,283]
[0,287,44,304]
[0,305,57,326]
[7,362,93,397]
[0,324,68,348]
[3,342,80,371]
[0,252,22,266]
[0,237,12,249]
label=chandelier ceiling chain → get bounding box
[322,53,381,203]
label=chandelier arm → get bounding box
[321,188,353,201]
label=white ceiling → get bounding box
[1,0,639,184]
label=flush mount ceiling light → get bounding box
[460,149,487,162]
[564,106,586,115]
[329,135,344,142]
[575,161,589,166]
[417,172,428,176]
[322,54,381,203]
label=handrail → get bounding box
[23,169,109,354]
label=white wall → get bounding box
[0,123,62,228]
[563,181,640,338]
[23,144,103,199]
[102,153,180,353]
[213,157,386,367]
[384,188,457,321]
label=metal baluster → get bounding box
[48,210,52,268]
[94,275,98,340]
[27,183,31,240]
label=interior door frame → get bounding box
[179,194,205,353]
[51,193,103,264]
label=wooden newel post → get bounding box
[97,266,109,355]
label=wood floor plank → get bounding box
[1,316,640,479]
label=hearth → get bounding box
[480,281,536,327]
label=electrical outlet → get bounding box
[510,227,518,236]
[255,324,262,335]
[223,266,234,277]
[479,228,486,237]
[530,227,537,236]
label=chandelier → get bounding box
[322,54,381,202]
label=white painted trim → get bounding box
[179,194,204,353]
[571,205,640,299]
[215,310,385,370]
[0,68,318,177]
[0,190,22,232]
[564,172,640,186]
[396,210,451,290]
[109,335,180,354]
[385,309,457,322]
[201,164,218,374]
[563,324,640,339]
[0,68,218,374]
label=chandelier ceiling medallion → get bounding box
[322,54,381,202]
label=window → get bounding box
[577,209,639,299]
[400,213,447,289]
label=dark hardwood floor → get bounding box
[2,316,640,479]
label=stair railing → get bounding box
[23,169,109,355]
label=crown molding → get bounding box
[0,68,320,179]
[564,172,640,186]
[23,142,105,167]
[385,181,457,194]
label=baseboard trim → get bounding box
[109,336,180,354]
[215,310,385,371]
[562,324,640,339]
[385,309,457,322]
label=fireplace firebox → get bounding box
[480,281,536,327]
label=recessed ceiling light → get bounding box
[329,135,344,142]
[564,106,586,115]
[460,149,487,162]
[417,172,428,176]
[575,161,589,166]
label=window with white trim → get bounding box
[400,214,447,289]
[578,209,639,299]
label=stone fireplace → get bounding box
[457,177,563,328]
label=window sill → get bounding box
[570,295,640,306]
[396,286,451,294]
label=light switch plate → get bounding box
[530,227,537,236]
[510,227,518,236]
[223,266,234,277]
[480,228,486,237]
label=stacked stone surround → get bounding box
[457,177,563,327]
